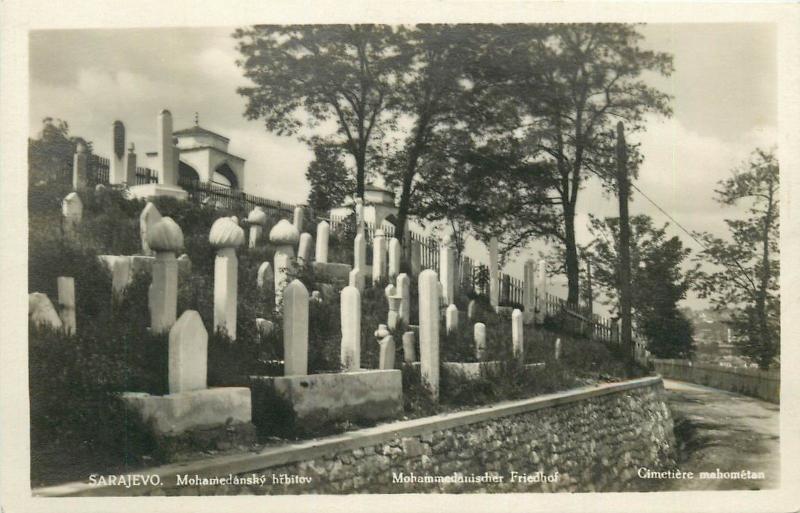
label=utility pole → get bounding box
[616,121,634,365]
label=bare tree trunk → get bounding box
[756,180,775,369]
[564,204,580,305]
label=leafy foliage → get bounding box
[584,214,697,358]
[235,25,405,198]
[28,118,92,186]
[693,148,780,369]
[475,24,674,303]
[305,141,355,213]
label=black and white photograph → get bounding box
[1,1,799,512]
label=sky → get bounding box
[29,23,777,311]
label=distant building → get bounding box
[145,115,246,191]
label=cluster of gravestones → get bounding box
[38,192,571,393]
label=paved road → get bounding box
[654,379,780,491]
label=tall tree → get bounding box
[486,24,673,304]
[305,141,355,214]
[234,25,405,200]
[28,118,92,185]
[384,25,511,242]
[585,214,696,358]
[694,148,780,369]
[411,128,559,262]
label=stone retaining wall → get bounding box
[36,376,676,496]
[653,358,779,403]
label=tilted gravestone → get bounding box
[139,202,163,256]
[297,232,313,265]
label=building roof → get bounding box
[179,146,245,162]
[173,125,230,143]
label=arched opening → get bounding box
[212,162,239,190]
[178,161,200,189]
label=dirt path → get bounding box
[654,379,780,491]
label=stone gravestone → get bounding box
[177,254,192,280]
[554,338,562,361]
[387,294,402,331]
[257,262,273,290]
[72,142,89,190]
[147,217,183,334]
[209,217,245,340]
[168,310,208,394]
[125,143,137,184]
[29,293,63,330]
[256,318,275,338]
[388,237,401,280]
[315,221,330,264]
[488,237,500,309]
[158,110,178,186]
[349,268,365,292]
[340,285,361,370]
[293,205,305,233]
[474,322,487,361]
[283,279,309,376]
[106,256,132,301]
[396,273,411,326]
[418,269,440,401]
[372,230,387,283]
[297,233,313,265]
[512,308,524,361]
[523,259,536,323]
[109,120,126,184]
[410,239,422,277]
[57,277,76,335]
[375,324,395,370]
[269,220,300,306]
[354,233,367,271]
[445,304,459,334]
[62,192,83,237]
[354,198,365,237]
[139,202,163,256]
[535,259,548,324]
[247,207,268,249]
[439,235,456,304]
[402,331,416,363]
[467,299,477,321]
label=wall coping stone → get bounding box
[652,358,779,380]
[33,375,663,497]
